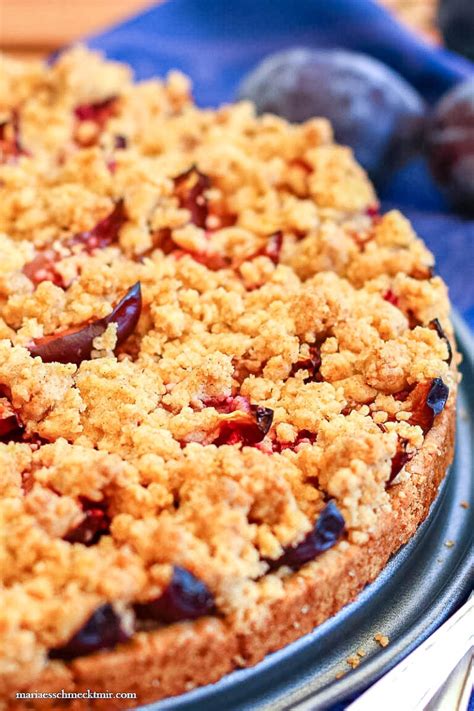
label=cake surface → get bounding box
[0,47,458,710]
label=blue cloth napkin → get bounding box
[87,0,474,328]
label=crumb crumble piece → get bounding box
[347,654,361,668]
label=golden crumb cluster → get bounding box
[0,47,456,695]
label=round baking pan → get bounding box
[139,312,473,711]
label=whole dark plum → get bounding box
[426,79,474,213]
[439,0,474,61]
[237,48,426,182]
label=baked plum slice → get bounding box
[0,395,50,447]
[0,387,29,443]
[265,501,345,571]
[387,377,449,486]
[151,167,211,254]
[70,199,126,252]
[214,405,274,446]
[204,396,273,446]
[114,134,128,149]
[74,97,118,126]
[0,112,28,162]
[22,250,65,288]
[135,567,215,623]
[271,429,317,453]
[383,289,399,307]
[0,397,21,438]
[290,344,322,383]
[23,200,126,287]
[186,250,231,271]
[261,231,283,264]
[0,388,51,448]
[49,604,131,660]
[174,166,211,229]
[28,282,142,364]
[409,378,449,434]
[64,499,110,546]
[429,318,453,365]
[388,438,413,484]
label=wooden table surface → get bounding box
[0,0,153,60]
[0,0,438,62]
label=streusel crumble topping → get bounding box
[0,47,456,692]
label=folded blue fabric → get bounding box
[87,0,474,327]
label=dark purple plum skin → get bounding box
[49,604,131,660]
[251,405,274,439]
[408,378,449,434]
[388,438,412,484]
[174,166,210,229]
[426,378,449,417]
[28,282,142,364]
[134,566,215,623]
[237,48,426,183]
[0,112,27,161]
[64,500,110,546]
[71,199,126,251]
[265,500,345,571]
[23,200,126,287]
[0,398,20,438]
[425,79,474,214]
[429,318,453,365]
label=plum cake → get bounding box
[0,47,457,710]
